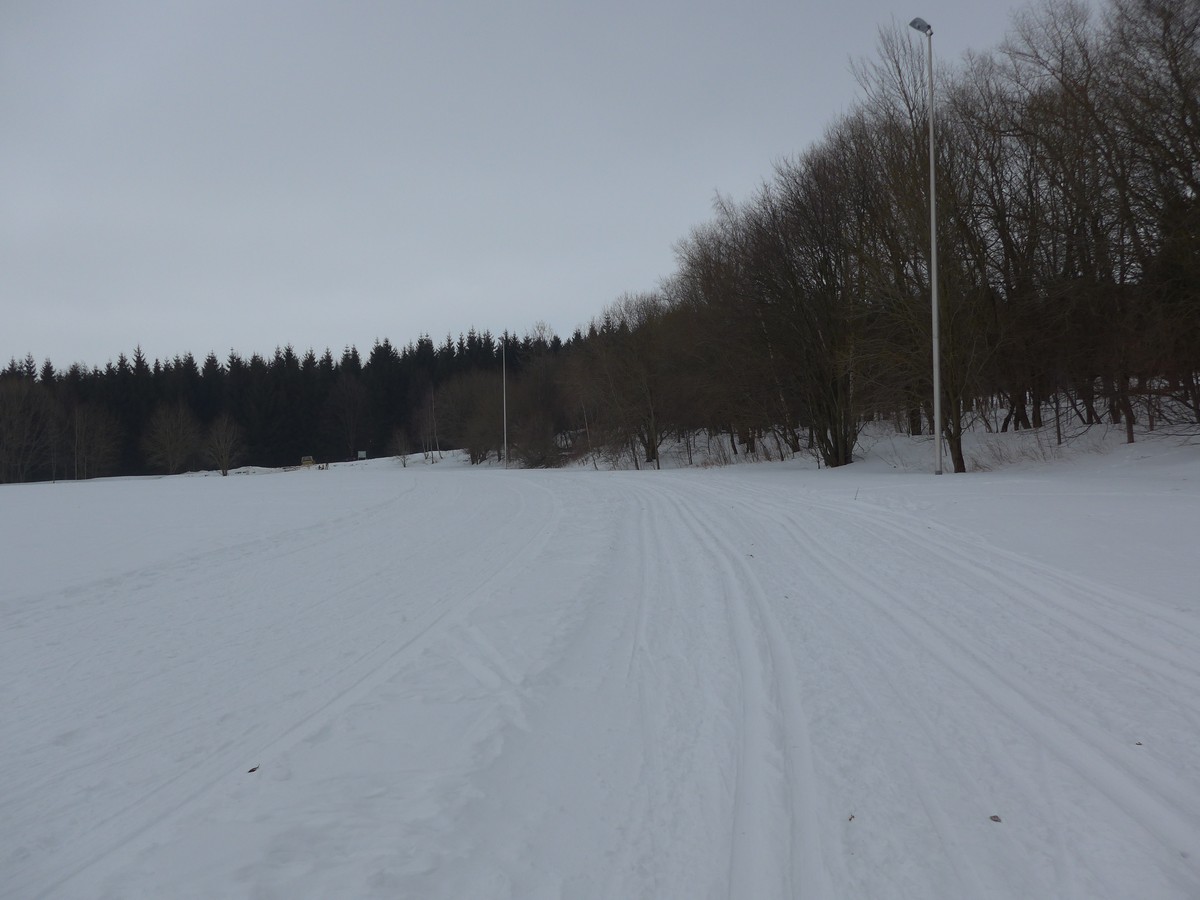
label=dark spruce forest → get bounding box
[3,0,1198,481]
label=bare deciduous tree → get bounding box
[143,401,201,475]
[0,377,58,483]
[70,403,121,480]
[203,413,245,476]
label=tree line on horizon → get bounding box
[0,331,551,481]
[2,0,1197,483]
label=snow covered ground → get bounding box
[3,430,1199,899]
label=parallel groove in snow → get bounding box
[687,476,1200,895]
[4,454,1198,899]
[640,479,832,899]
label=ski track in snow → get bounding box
[688,472,1200,898]
[640,479,831,898]
[3,451,1199,899]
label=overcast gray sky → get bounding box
[4,0,1069,369]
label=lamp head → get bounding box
[909,17,933,36]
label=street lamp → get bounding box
[910,16,943,475]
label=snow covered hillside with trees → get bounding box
[3,432,1199,899]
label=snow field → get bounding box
[2,436,1199,898]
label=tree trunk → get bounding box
[907,407,923,436]
[1120,389,1136,444]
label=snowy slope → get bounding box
[2,438,1199,899]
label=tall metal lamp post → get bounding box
[910,16,943,475]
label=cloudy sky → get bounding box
[4,0,1076,369]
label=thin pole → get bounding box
[431,391,441,459]
[502,335,508,469]
[926,29,943,475]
